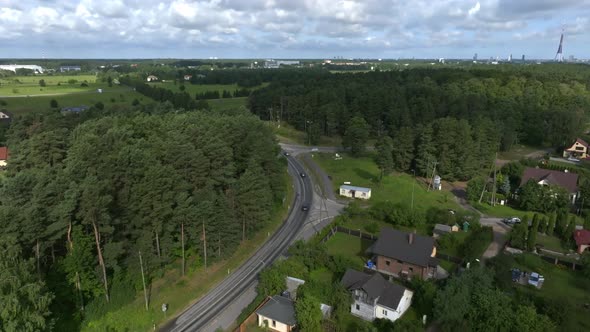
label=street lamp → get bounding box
[305,120,312,145]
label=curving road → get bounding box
[160,154,313,332]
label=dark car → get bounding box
[283,152,290,156]
[300,172,306,177]
[301,204,309,211]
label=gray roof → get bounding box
[340,185,371,192]
[341,269,406,310]
[434,224,452,233]
[256,296,296,325]
[367,228,436,267]
[285,276,305,300]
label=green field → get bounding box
[0,75,101,96]
[82,171,294,331]
[314,153,460,211]
[208,97,248,111]
[0,87,148,114]
[148,82,268,95]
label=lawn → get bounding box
[325,233,373,269]
[314,153,460,211]
[82,171,294,332]
[0,74,101,96]
[497,144,545,160]
[0,87,148,114]
[509,254,590,331]
[536,234,569,253]
[472,202,538,219]
[309,267,334,284]
[208,97,248,111]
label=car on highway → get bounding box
[301,204,309,211]
[311,147,319,152]
[300,172,306,177]
[283,151,290,156]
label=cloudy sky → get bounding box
[1,0,589,59]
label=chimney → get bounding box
[408,232,414,245]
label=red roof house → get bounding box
[0,146,8,163]
[574,229,590,254]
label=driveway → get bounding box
[480,217,510,259]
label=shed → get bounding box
[339,185,372,200]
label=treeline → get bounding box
[250,67,590,152]
[121,76,211,110]
[0,106,286,329]
[195,88,252,100]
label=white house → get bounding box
[146,75,159,82]
[340,185,371,200]
[256,296,296,332]
[341,269,413,322]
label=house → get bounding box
[520,167,579,204]
[61,106,89,114]
[0,146,8,167]
[146,75,159,82]
[339,185,371,200]
[183,74,192,81]
[59,66,81,72]
[563,138,589,159]
[574,229,590,254]
[367,228,438,280]
[0,111,11,123]
[256,295,296,332]
[433,224,459,237]
[341,269,413,322]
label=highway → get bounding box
[161,153,313,332]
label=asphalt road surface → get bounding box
[160,154,313,332]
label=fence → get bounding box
[320,225,377,244]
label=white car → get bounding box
[311,147,319,152]
[504,217,521,225]
[567,157,580,162]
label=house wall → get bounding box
[257,314,292,332]
[578,244,589,254]
[339,188,371,200]
[564,142,588,158]
[375,255,427,279]
[350,298,376,321]
[374,290,413,322]
[0,160,6,167]
[340,188,353,198]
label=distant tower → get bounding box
[555,30,564,62]
[473,53,478,61]
[508,54,512,62]
[522,54,525,62]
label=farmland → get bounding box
[0,74,101,96]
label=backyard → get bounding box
[504,253,590,331]
[314,153,460,211]
[325,232,373,270]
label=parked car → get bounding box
[567,156,580,162]
[503,217,521,225]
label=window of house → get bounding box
[356,304,360,311]
[397,260,403,264]
[409,267,414,272]
[385,260,390,266]
[382,309,388,316]
[272,320,276,328]
[576,146,585,151]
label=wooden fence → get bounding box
[320,225,377,243]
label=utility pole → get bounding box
[139,250,149,311]
[491,152,497,206]
[478,156,496,204]
[202,222,207,271]
[428,162,438,192]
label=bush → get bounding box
[50,99,58,108]
[364,221,379,234]
[461,226,493,260]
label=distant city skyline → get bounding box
[0,0,589,59]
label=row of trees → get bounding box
[511,213,580,250]
[120,76,210,111]
[250,67,590,153]
[194,88,251,100]
[0,105,286,328]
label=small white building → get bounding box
[340,185,371,200]
[256,296,296,332]
[146,75,158,82]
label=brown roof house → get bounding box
[367,228,438,280]
[563,138,589,159]
[520,167,579,204]
[574,229,590,254]
[341,269,413,322]
[0,146,8,168]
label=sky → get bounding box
[0,0,589,59]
